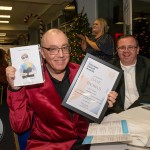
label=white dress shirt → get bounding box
[120,62,139,110]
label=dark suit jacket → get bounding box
[110,55,150,113]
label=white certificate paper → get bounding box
[62,53,122,123]
[10,44,44,86]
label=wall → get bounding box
[76,0,97,26]
[28,27,40,45]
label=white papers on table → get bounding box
[83,120,132,144]
[101,106,150,147]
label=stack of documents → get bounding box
[86,105,150,147]
[83,120,132,144]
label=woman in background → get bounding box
[77,18,114,61]
[0,48,8,100]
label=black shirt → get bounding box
[48,66,70,100]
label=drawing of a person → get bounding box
[19,53,36,79]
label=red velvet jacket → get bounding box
[7,63,89,150]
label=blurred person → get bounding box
[5,49,11,65]
[77,18,114,61]
[6,29,117,150]
[0,48,8,101]
[111,35,150,113]
[0,48,8,86]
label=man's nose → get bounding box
[57,49,64,56]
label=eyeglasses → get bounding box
[21,55,28,59]
[42,46,71,55]
[22,56,28,59]
[117,46,137,52]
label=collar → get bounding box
[47,65,70,83]
[120,61,137,71]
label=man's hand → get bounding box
[107,91,118,107]
[6,66,21,90]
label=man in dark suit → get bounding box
[111,35,150,113]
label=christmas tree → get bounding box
[133,19,150,58]
[67,11,92,64]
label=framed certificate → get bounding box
[62,53,123,123]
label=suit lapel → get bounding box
[135,56,143,95]
[114,60,125,106]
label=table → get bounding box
[88,106,150,150]
[90,143,149,150]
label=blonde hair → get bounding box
[96,18,109,33]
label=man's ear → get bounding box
[40,48,45,59]
[137,47,140,54]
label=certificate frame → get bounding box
[62,53,123,123]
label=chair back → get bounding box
[0,118,4,142]
[0,85,3,105]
